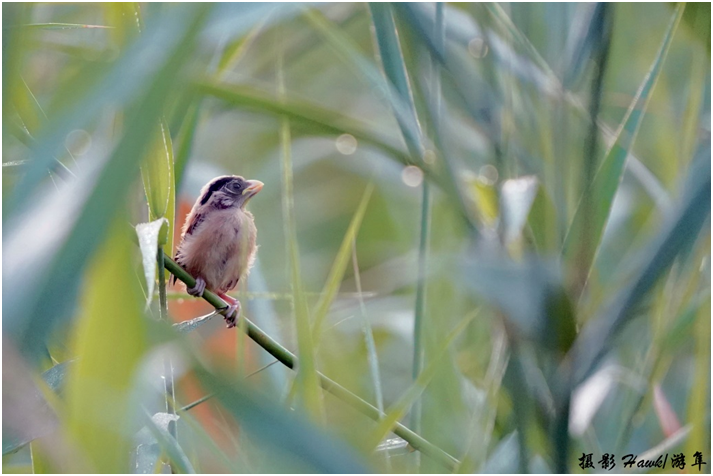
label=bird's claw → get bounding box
[222,300,241,328]
[187,277,206,298]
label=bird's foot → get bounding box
[218,293,241,328]
[186,277,206,298]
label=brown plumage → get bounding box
[174,175,263,327]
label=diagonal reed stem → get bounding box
[162,251,459,471]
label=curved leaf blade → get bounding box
[572,151,711,384]
[136,218,169,308]
[562,5,684,275]
[197,369,370,473]
[311,182,374,341]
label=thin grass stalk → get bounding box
[410,0,442,452]
[177,361,280,413]
[552,7,614,473]
[563,5,684,273]
[351,239,385,415]
[277,45,322,419]
[156,246,177,445]
[173,99,200,192]
[573,3,612,300]
[351,242,389,472]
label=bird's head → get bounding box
[198,175,264,210]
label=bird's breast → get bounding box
[178,208,257,292]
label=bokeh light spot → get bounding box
[423,149,437,165]
[468,37,489,58]
[336,133,358,155]
[64,129,92,156]
[402,165,424,187]
[478,164,498,185]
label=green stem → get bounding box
[157,247,177,441]
[410,0,441,438]
[411,181,430,432]
[180,393,214,412]
[351,239,385,414]
[162,251,459,471]
[573,3,613,301]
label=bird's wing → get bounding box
[172,207,208,285]
[185,211,206,235]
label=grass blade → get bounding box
[64,217,148,472]
[562,4,608,89]
[311,182,374,341]
[197,368,369,473]
[13,78,77,179]
[567,3,613,296]
[685,293,711,464]
[173,98,201,191]
[7,22,112,30]
[571,151,711,384]
[364,311,479,451]
[136,218,169,308]
[140,120,176,253]
[278,49,322,419]
[195,79,410,166]
[2,3,30,122]
[5,6,199,214]
[303,8,424,165]
[2,360,74,455]
[162,252,460,470]
[141,412,195,474]
[562,5,684,281]
[351,238,385,416]
[2,4,212,360]
[368,3,423,160]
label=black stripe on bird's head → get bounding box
[199,176,235,205]
[198,175,264,210]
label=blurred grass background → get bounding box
[2,2,710,473]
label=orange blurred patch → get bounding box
[170,196,258,452]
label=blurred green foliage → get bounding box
[2,3,710,474]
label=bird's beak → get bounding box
[242,180,264,197]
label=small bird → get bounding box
[174,175,263,328]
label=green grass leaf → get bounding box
[303,8,423,164]
[173,98,201,191]
[462,253,576,354]
[5,5,200,212]
[3,4,211,358]
[2,359,74,456]
[196,367,370,473]
[311,182,374,341]
[2,3,30,123]
[195,79,410,166]
[572,152,711,384]
[141,412,195,474]
[278,59,323,419]
[562,5,684,277]
[140,120,176,252]
[163,251,459,470]
[136,218,169,308]
[64,217,148,472]
[6,22,113,30]
[368,3,423,160]
[562,4,610,89]
[364,311,478,451]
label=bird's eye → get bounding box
[227,181,242,193]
